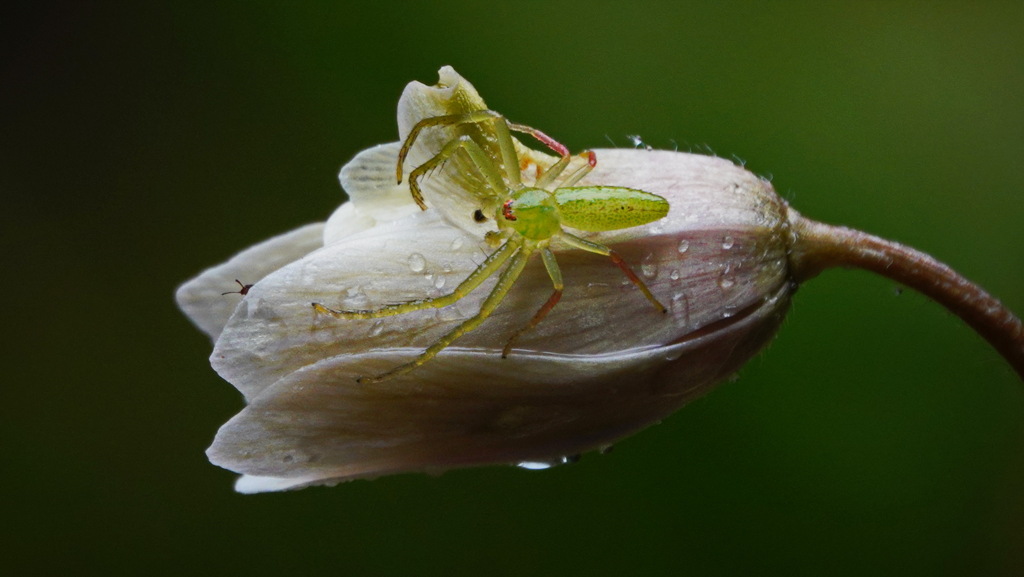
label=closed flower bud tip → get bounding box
[177,66,1022,493]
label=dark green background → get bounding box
[5,2,1022,575]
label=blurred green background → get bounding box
[4,1,1022,575]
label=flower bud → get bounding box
[177,67,797,492]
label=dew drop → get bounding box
[671,292,691,327]
[434,275,446,289]
[369,320,385,337]
[450,237,464,251]
[516,455,581,470]
[669,269,680,281]
[640,254,658,279]
[677,239,690,253]
[722,235,735,250]
[408,253,426,273]
[719,277,735,290]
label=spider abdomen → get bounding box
[556,186,669,232]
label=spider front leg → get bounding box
[397,110,522,199]
[503,123,596,189]
[406,134,511,211]
[358,241,535,384]
[558,150,598,188]
[396,110,586,208]
[312,238,519,320]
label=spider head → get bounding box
[499,188,561,240]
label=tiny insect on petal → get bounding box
[221,280,253,296]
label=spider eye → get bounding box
[473,209,487,223]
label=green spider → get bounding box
[314,110,670,383]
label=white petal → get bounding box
[322,202,374,246]
[207,284,787,491]
[581,149,778,229]
[175,223,325,341]
[210,209,478,399]
[211,149,790,401]
[333,142,422,231]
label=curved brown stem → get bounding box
[786,208,1024,380]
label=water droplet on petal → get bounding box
[669,269,680,281]
[677,239,690,253]
[434,275,446,289]
[450,237,464,251]
[640,253,658,279]
[408,253,426,273]
[516,455,581,470]
[722,236,735,250]
[719,277,735,290]
[369,320,385,337]
[517,461,553,470]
